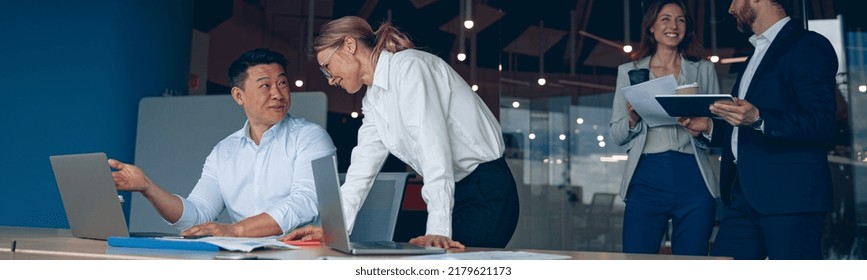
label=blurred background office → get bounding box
[2,0,866,259]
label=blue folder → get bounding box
[107,236,220,252]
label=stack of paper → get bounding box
[621,75,678,127]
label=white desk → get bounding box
[0,226,728,260]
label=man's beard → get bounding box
[735,2,757,34]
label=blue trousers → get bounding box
[711,173,825,260]
[623,151,715,255]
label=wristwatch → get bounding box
[751,116,764,130]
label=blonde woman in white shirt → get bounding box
[280,16,518,249]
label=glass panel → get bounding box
[847,30,867,260]
[502,84,627,252]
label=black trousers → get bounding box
[451,157,520,248]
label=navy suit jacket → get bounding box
[711,20,837,215]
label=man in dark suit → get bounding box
[679,0,837,259]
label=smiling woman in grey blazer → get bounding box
[609,0,720,256]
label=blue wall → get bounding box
[0,0,194,228]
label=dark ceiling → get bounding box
[196,0,867,78]
[327,0,867,75]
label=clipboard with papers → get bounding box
[654,94,736,117]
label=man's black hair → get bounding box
[228,48,289,88]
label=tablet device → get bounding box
[655,94,735,117]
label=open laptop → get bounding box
[312,154,445,255]
[50,152,174,240]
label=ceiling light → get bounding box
[471,84,478,91]
[576,118,584,124]
[559,134,566,141]
[598,141,606,148]
[350,111,359,118]
[710,55,720,63]
[457,53,466,61]
[528,133,536,140]
[463,0,473,29]
[295,80,304,87]
[623,0,631,54]
[512,101,520,108]
[537,78,546,86]
[860,85,867,92]
[464,20,474,29]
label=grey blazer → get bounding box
[609,56,721,200]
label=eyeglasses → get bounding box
[319,45,341,80]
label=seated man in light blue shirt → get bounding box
[109,48,336,237]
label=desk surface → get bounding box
[0,226,727,260]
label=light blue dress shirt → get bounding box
[732,17,790,162]
[170,114,336,234]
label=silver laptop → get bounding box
[312,155,445,255]
[50,152,173,240]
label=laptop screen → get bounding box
[50,152,131,240]
[311,154,445,255]
[311,154,353,252]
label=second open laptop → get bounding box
[312,154,445,255]
[50,152,175,240]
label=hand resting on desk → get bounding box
[182,222,239,237]
[409,235,465,249]
[279,225,324,241]
[279,226,466,249]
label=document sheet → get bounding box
[621,75,678,127]
[159,236,298,252]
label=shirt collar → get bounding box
[371,50,392,91]
[242,120,253,140]
[749,16,790,47]
[240,114,289,145]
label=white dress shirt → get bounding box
[171,115,336,234]
[732,17,789,162]
[341,49,505,238]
